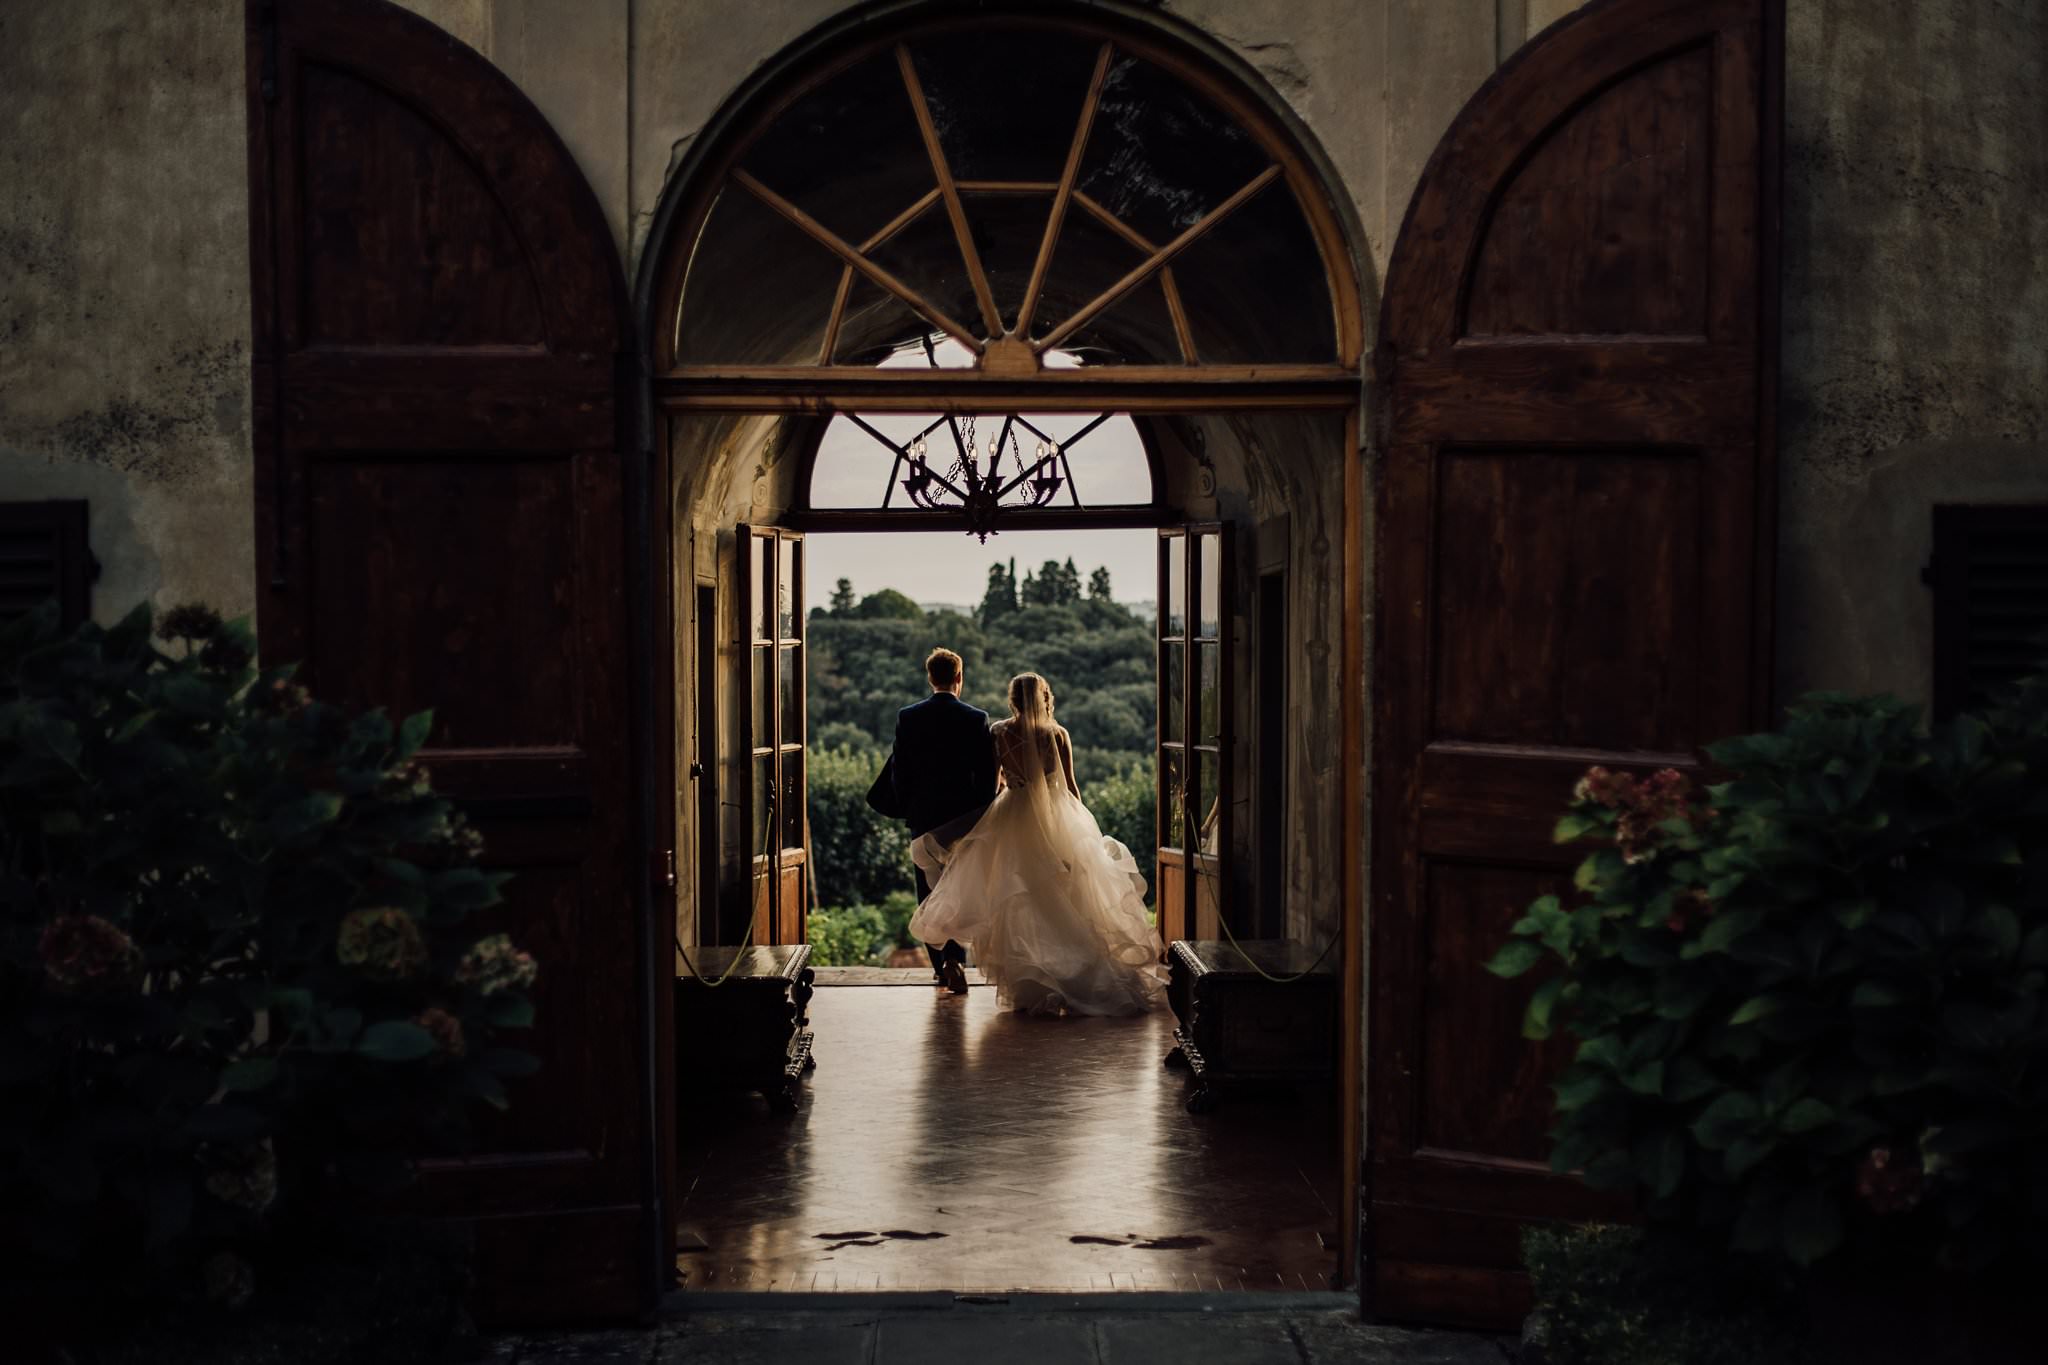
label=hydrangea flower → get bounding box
[1854,1145,1923,1214]
[39,913,144,992]
[336,906,428,981]
[203,1138,278,1212]
[416,1005,466,1061]
[457,933,538,996]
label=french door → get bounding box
[737,524,807,946]
[1155,524,1230,947]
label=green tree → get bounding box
[1088,565,1113,601]
[1060,557,1083,604]
[855,587,923,620]
[829,577,856,614]
[806,744,913,906]
[977,560,1017,626]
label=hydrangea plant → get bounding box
[0,601,540,1302]
[1489,687,2048,1278]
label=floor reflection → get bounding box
[675,985,1337,1292]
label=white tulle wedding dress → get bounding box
[909,718,1167,1017]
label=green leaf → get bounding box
[1695,908,1766,955]
[111,708,158,743]
[1851,980,1911,1009]
[2022,926,2048,967]
[1781,1186,1843,1266]
[486,994,536,1029]
[1485,939,1545,979]
[1692,1092,1761,1150]
[1780,1098,1834,1134]
[1646,1128,1687,1200]
[1553,812,1600,843]
[1522,977,1564,1040]
[456,1065,510,1110]
[1729,994,1791,1026]
[398,708,435,759]
[1553,1072,1608,1112]
[1922,1118,2020,1155]
[1724,1134,1775,1179]
[220,1057,278,1092]
[355,1020,436,1062]
[1829,897,1876,931]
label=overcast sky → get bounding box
[806,527,1158,616]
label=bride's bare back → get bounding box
[993,719,1080,799]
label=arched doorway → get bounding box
[243,0,1778,1329]
[636,1,1374,1298]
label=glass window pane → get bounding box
[1197,750,1222,857]
[1198,642,1220,745]
[780,645,801,746]
[778,536,800,640]
[1163,536,1186,637]
[1163,643,1184,742]
[780,749,805,851]
[1198,532,1221,638]
[1159,746,1185,853]
[751,754,776,860]
[749,534,771,640]
[752,646,772,746]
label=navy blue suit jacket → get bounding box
[890,692,997,838]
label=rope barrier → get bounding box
[1192,852,1339,985]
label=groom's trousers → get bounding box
[911,802,986,974]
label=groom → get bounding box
[884,647,995,995]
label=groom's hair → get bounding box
[925,647,963,688]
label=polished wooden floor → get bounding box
[675,983,1339,1293]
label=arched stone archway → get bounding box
[633,0,1378,1298]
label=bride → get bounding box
[908,672,1167,1017]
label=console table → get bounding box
[1163,939,1337,1112]
[674,944,815,1113]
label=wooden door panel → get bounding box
[1416,862,1575,1164]
[1431,449,1704,751]
[248,0,647,1323]
[1463,43,1714,339]
[299,63,545,346]
[1370,0,1777,1329]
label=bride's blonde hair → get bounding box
[1007,672,1054,729]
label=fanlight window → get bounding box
[807,337,1154,523]
[672,23,1339,371]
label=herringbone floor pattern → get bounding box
[675,984,1339,1293]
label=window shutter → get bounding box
[0,501,94,629]
[1932,505,2048,718]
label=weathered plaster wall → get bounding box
[1776,0,2048,707]
[0,0,253,623]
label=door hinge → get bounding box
[652,848,676,891]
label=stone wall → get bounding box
[5,0,2044,713]
[1776,0,2048,705]
[0,0,253,622]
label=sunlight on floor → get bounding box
[675,984,1336,1294]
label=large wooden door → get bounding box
[1155,525,1230,947]
[737,525,807,946]
[1368,0,1779,1328]
[246,0,654,1322]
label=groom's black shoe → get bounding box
[941,941,968,995]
